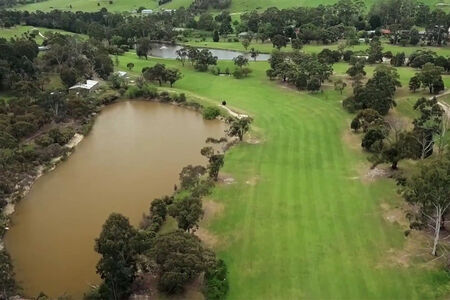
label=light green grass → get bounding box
[183,38,450,56]
[14,0,191,12]
[13,0,450,12]
[0,25,87,44]
[230,0,448,12]
[116,52,450,299]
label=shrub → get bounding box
[38,143,64,162]
[174,93,186,103]
[203,259,229,300]
[203,106,221,120]
[159,91,172,102]
[35,134,54,147]
[49,127,75,146]
[98,91,120,104]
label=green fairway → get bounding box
[115,52,450,299]
[183,38,450,57]
[0,25,87,44]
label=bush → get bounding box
[233,67,252,79]
[174,93,186,103]
[159,91,172,102]
[49,127,75,146]
[37,143,64,162]
[98,91,120,104]
[203,259,229,300]
[35,134,54,147]
[125,85,157,99]
[203,106,221,120]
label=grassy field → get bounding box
[0,25,87,44]
[12,0,450,12]
[183,38,450,56]
[115,52,450,299]
[13,0,191,12]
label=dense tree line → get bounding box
[232,0,450,47]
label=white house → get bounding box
[142,9,153,15]
[69,80,99,93]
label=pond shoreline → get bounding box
[3,95,231,298]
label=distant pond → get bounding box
[149,42,271,61]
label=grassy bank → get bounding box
[116,52,450,299]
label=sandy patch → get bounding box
[203,200,224,222]
[380,203,409,228]
[195,227,219,248]
[218,174,235,185]
[342,129,361,151]
[245,176,260,186]
[65,133,84,148]
[362,166,393,183]
[246,136,263,144]
[378,231,440,269]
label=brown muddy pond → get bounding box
[4,101,226,298]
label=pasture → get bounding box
[0,25,87,43]
[13,0,450,13]
[115,52,450,299]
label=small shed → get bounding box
[116,71,127,78]
[69,80,99,94]
[142,9,153,15]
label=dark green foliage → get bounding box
[390,52,405,67]
[0,250,18,299]
[345,65,400,115]
[169,195,203,232]
[213,30,220,42]
[367,37,383,64]
[409,76,421,92]
[153,230,209,294]
[60,66,78,87]
[362,128,385,152]
[136,38,152,59]
[227,117,252,141]
[125,85,158,99]
[95,213,139,300]
[203,106,221,120]
[203,259,229,300]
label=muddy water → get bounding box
[4,101,226,298]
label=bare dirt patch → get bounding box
[362,166,394,183]
[380,202,409,228]
[218,174,235,185]
[203,200,224,222]
[195,227,219,248]
[378,231,440,269]
[342,129,361,152]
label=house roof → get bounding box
[116,71,127,77]
[69,80,98,90]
